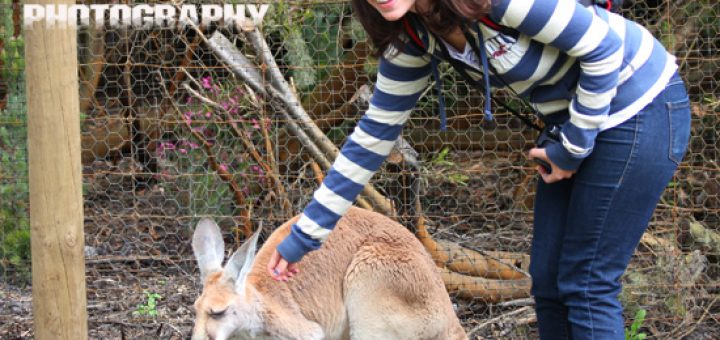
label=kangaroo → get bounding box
[191,206,468,340]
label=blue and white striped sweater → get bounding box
[276,0,678,262]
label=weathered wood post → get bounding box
[25,1,88,338]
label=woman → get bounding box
[267,0,691,338]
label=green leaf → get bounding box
[635,309,646,326]
[432,147,453,166]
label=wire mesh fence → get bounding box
[1,0,719,338]
[0,0,30,313]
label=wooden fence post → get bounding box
[25,1,88,338]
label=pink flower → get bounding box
[202,76,212,90]
[205,112,212,118]
[156,144,166,158]
[218,163,228,172]
[250,165,264,177]
[179,140,200,149]
[251,118,260,129]
[179,148,187,154]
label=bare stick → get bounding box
[416,218,529,280]
[440,267,531,303]
[672,295,719,339]
[497,298,534,308]
[467,306,534,338]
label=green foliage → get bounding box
[264,1,353,92]
[659,20,675,52]
[0,99,29,283]
[0,0,29,284]
[0,0,23,91]
[447,173,470,186]
[1,227,30,281]
[625,309,648,340]
[430,147,454,167]
[703,95,720,112]
[621,251,706,329]
[282,26,316,89]
[132,291,162,318]
[427,147,469,186]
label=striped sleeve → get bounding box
[276,43,432,263]
[492,0,623,170]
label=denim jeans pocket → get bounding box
[667,97,691,164]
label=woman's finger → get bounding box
[268,250,290,281]
[273,259,289,281]
[288,262,300,274]
[267,250,280,276]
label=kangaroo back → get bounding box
[192,207,468,340]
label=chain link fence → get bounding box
[1,0,718,338]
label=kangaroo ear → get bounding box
[222,223,263,291]
[192,218,226,283]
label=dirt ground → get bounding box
[1,152,718,339]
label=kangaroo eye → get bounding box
[208,307,228,319]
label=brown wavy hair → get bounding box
[351,0,492,56]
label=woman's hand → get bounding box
[267,249,300,282]
[528,147,576,183]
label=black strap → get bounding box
[404,17,543,131]
[460,22,543,131]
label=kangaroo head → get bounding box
[191,218,265,340]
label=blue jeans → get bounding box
[531,72,691,340]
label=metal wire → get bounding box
[1,1,718,338]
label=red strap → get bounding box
[404,16,507,48]
[403,17,425,49]
[479,16,503,31]
[404,2,611,46]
